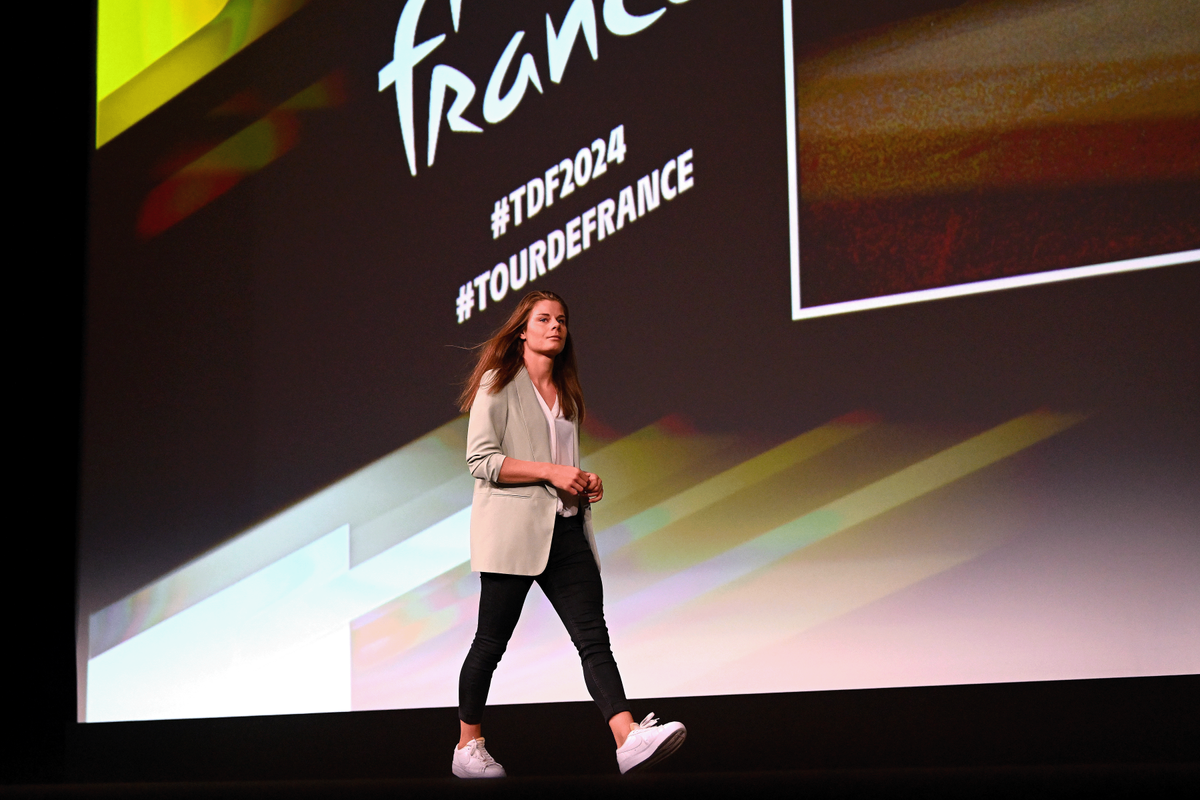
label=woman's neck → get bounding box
[524,352,556,400]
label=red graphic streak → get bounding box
[136,72,346,239]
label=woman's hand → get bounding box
[495,459,602,501]
[544,464,591,496]
[584,472,603,503]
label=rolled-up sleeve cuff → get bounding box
[482,453,505,483]
[468,451,506,482]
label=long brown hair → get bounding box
[458,290,585,421]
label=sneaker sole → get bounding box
[624,727,686,774]
[452,765,507,779]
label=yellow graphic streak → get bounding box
[97,0,308,147]
[600,414,878,557]
[616,410,1084,696]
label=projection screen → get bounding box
[80,0,1199,722]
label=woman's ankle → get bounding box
[459,721,484,748]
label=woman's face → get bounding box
[521,299,568,358]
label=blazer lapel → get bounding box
[572,418,581,469]
[513,367,553,464]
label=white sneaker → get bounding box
[616,712,686,774]
[452,737,507,778]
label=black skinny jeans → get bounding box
[458,513,631,724]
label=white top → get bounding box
[531,379,580,517]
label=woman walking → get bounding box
[453,290,685,778]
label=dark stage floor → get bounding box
[8,764,1200,799]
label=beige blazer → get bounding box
[466,367,599,575]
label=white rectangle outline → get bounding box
[781,0,1199,321]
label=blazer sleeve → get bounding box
[466,371,508,482]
